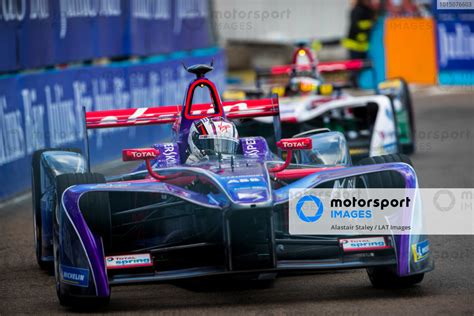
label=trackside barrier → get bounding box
[375,8,473,86]
[0,0,214,72]
[0,48,226,201]
[432,3,474,85]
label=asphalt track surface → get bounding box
[0,88,473,315]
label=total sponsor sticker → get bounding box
[106,253,153,269]
[339,237,390,252]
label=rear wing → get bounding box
[85,97,279,129]
[318,59,372,73]
[257,59,372,77]
[256,59,375,90]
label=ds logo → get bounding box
[296,195,324,222]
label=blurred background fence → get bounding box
[0,0,216,70]
[213,0,473,86]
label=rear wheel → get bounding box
[32,148,81,271]
[358,154,424,287]
[54,172,111,307]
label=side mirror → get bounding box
[270,138,312,173]
[122,148,159,161]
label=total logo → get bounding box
[131,151,157,159]
[123,148,159,161]
[339,237,388,252]
[106,254,153,269]
[296,195,324,222]
[277,138,312,150]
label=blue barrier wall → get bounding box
[436,17,474,85]
[433,2,474,85]
[17,1,55,69]
[1,0,214,72]
[0,9,18,72]
[0,48,226,200]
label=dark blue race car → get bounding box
[31,64,433,307]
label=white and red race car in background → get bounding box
[224,43,415,161]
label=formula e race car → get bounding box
[31,64,431,307]
[224,43,415,161]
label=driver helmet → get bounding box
[187,117,239,160]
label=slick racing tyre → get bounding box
[356,153,412,188]
[357,154,424,288]
[54,173,111,307]
[398,79,415,155]
[32,148,81,272]
[379,78,415,155]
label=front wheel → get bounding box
[54,172,111,308]
[357,153,413,188]
[359,154,424,288]
[32,148,81,271]
[53,237,110,308]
